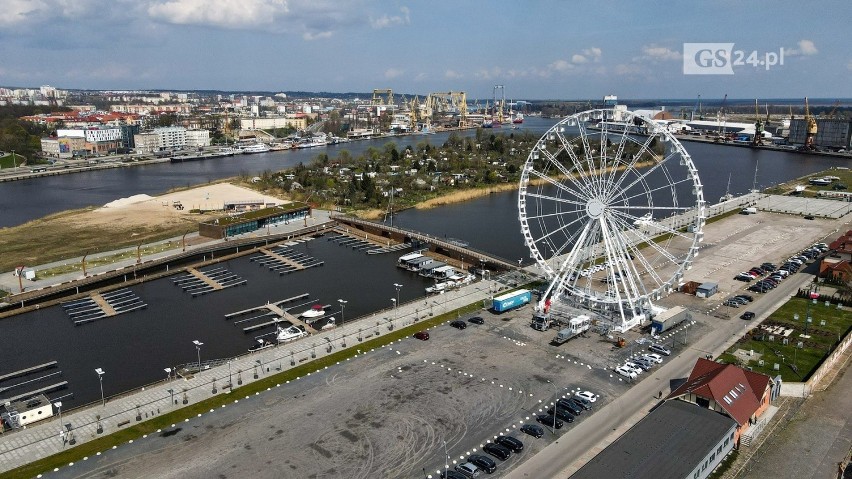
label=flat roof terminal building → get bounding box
[199,202,311,239]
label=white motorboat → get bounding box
[299,304,326,318]
[320,317,336,330]
[426,281,454,294]
[241,143,271,154]
[277,325,308,343]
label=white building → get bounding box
[153,126,187,150]
[134,132,159,153]
[239,116,306,130]
[57,127,123,143]
[185,129,211,148]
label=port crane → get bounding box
[715,94,728,142]
[691,94,702,121]
[751,99,764,146]
[804,97,818,150]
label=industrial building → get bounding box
[789,118,852,149]
[198,202,311,239]
[570,400,738,479]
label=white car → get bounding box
[623,362,644,375]
[615,365,637,379]
[642,353,664,364]
[575,390,597,403]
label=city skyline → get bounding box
[1,0,851,99]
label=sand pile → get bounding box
[102,194,154,209]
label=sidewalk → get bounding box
[0,273,503,474]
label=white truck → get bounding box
[552,315,591,344]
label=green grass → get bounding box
[201,202,310,226]
[0,301,483,479]
[720,297,852,381]
[36,241,183,279]
[0,153,22,169]
[708,448,739,479]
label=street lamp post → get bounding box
[443,440,449,473]
[95,368,105,407]
[192,340,203,370]
[164,367,172,381]
[391,298,397,310]
[167,388,174,405]
[548,380,559,434]
[227,360,233,389]
[338,299,347,326]
[393,283,403,307]
[54,401,63,431]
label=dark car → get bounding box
[566,397,592,411]
[483,443,512,461]
[734,294,754,302]
[536,414,563,429]
[440,471,468,479]
[804,215,815,220]
[740,311,755,320]
[556,398,583,415]
[450,320,467,330]
[520,424,544,438]
[494,436,524,453]
[468,454,497,474]
[414,331,430,341]
[547,406,575,423]
[468,316,484,325]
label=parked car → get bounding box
[575,390,598,402]
[735,294,754,302]
[414,331,430,341]
[450,320,467,330]
[630,357,654,370]
[468,316,484,325]
[536,414,563,429]
[649,344,671,356]
[467,454,497,474]
[547,406,576,423]
[495,436,524,452]
[566,397,592,410]
[556,398,583,415]
[615,365,637,379]
[734,274,754,282]
[740,311,755,320]
[643,353,664,363]
[483,443,512,460]
[455,462,481,478]
[440,471,468,479]
[520,424,544,438]
[622,362,645,375]
[571,395,593,408]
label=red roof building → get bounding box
[667,358,774,444]
[821,231,852,280]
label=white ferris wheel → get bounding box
[518,109,705,331]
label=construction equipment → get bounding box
[371,89,394,107]
[423,91,468,129]
[691,94,702,120]
[804,97,818,149]
[493,85,505,124]
[752,99,764,146]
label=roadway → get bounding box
[505,260,828,478]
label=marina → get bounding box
[60,289,147,325]
[172,267,247,296]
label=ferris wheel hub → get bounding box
[586,198,606,219]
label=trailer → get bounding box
[491,289,531,313]
[552,315,591,344]
[650,306,690,334]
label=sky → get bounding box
[1,0,851,100]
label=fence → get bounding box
[779,330,852,397]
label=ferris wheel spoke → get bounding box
[612,176,693,206]
[601,126,632,197]
[527,167,590,201]
[525,209,584,221]
[609,214,682,266]
[532,214,588,247]
[604,131,659,198]
[609,209,694,242]
[605,216,666,288]
[576,121,604,197]
[609,205,692,212]
[525,192,587,208]
[552,131,599,198]
[607,149,680,202]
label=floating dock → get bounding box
[249,246,324,274]
[173,267,247,296]
[0,361,58,384]
[224,294,317,334]
[61,288,147,325]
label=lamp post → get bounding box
[443,440,449,473]
[167,388,174,405]
[192,340,203,370]
[11,150,16,169]
[164,367,172,381]
[95,368,105,407]
[227,360,233,389]
[548,380,559,434]
[54,401,63,431]
[338,299,347,326]
[391,298,397,310]
[393,283,403,307]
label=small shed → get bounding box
[695,282,718,298]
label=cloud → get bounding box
[583,47,602,61]
[614,63,646,76]
[786,39,818,56]
[444,70,462,79]
[384,68,403,79]
[549,59,573,72]
[302,30,332,40]
[147,0,289,29]
[370,6,410,29]
[636,45,680,62]
[571,54,588,64]
[0,0,101,27]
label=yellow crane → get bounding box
[804,97,818,149]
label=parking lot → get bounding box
[53,305,671,479]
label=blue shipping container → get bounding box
[492,289,531,312]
